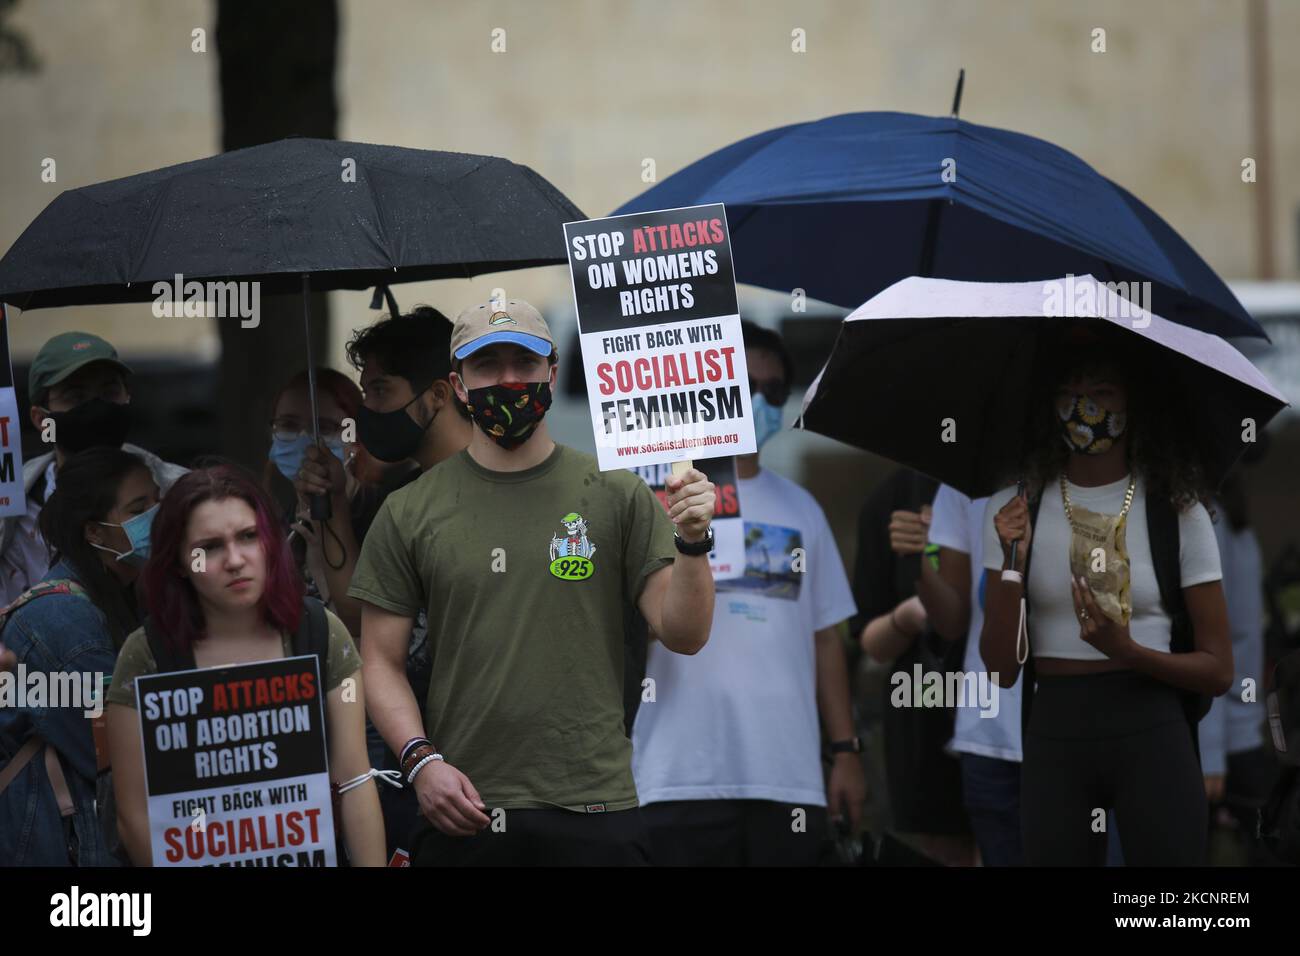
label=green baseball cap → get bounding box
[28,332,132,404]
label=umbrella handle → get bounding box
[302,272,333,523]
[1007,476,1026,570]
[1002,475,1029,667]
[310,492,332,521]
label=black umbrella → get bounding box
[0,137,584,515]
[797,275,1288,499]
[0,138,583,307]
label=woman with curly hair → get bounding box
[980,323,1232,866]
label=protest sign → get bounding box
[565,203,756,471]
[630,456,743,578]
[135,655,336,867]
[0,305,25,518]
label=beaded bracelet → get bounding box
[406,752,444,785]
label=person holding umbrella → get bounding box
[799,273,1286,865]
[350,299,716,866]
[0,137,588,575]
[980,325,1232,866]
[263,367,371,627]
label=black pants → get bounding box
[1021,671,1207,866]
[641,799,834,866]
[410,808,650,866]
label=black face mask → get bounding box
[464,381,552,450]
[357,389,434,463]
[47,398,132,455]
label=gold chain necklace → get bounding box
[1060,472,1136,530]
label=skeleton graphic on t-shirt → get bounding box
[550,512,596,561]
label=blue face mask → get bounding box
[92,503,159,567]
[270,434,346,481]
[752,393,784,449]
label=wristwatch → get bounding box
[829,737,863,755]
[673,526,714,556]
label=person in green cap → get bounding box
[0,332,188,605]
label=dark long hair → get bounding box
[141,461,304,659]
[38,447,152,648]
[1017,324,1211,512]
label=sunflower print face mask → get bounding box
[1057,393,1126,455]
[465,380,553,450]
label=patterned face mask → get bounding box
[465,381,553,450]
[1057,393,1126,455]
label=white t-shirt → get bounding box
[631,467,857,807]
[928,484,1023,762]
[982,473,1221,661]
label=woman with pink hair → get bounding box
[106,463,386,866]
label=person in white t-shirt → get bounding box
[632,321,862,866]
[981,328,1231,866]
[922,484,1024,865]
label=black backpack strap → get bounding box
[142,615,197,673]
[293,598,332,734]
[292,597,349,865]
[292,596,331,666]
[1146,488,1189,652]
[143,599,327,676]
[1145,487,1211,755]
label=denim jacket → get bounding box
[0,560,122,866]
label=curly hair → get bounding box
[345,305,471,421]
[1017,323,1211,513]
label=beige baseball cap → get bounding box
[451,299,554,361]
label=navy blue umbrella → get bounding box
[614,111,1263,340]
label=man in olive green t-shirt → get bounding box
[350,298,717,866]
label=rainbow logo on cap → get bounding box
[488,311,516,326]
